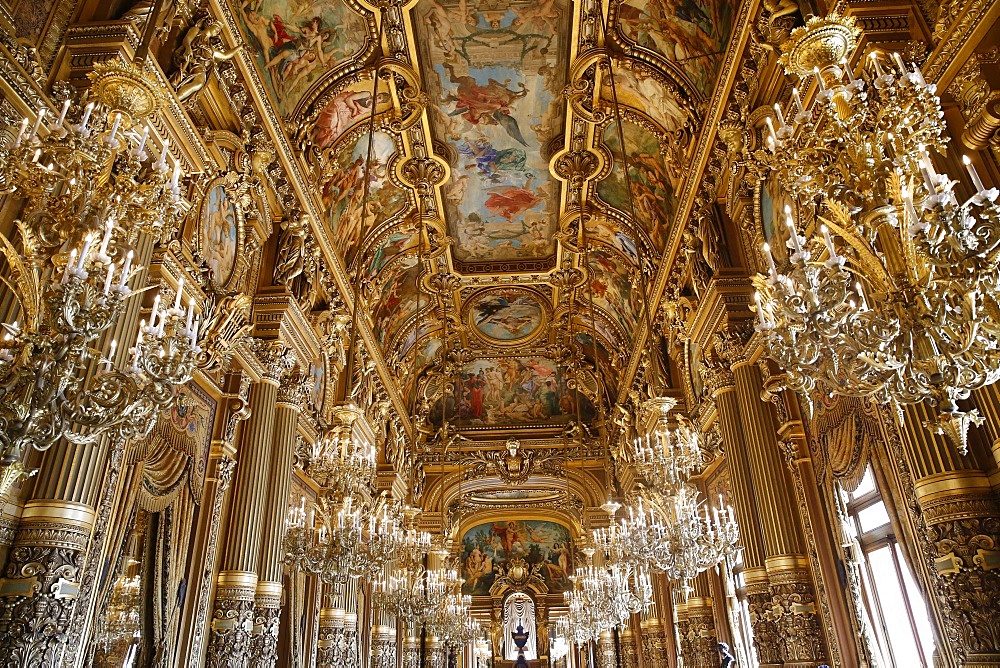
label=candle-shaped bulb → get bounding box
[963,155,986,193]
[762,242,776,275]
[55,99,71,128]
[174,277,184,310]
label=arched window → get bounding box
[503,592,537,660]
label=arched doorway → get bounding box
[503,592,537,660]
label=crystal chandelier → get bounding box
[372,560,462,624]
[605,398,740,598]
[284,494,403,584]
[426,591,478,644]
[755,13,1000,452]
[96,575,142,666]
[0,66,196,470]
[559,545,653,641]
[283,424,405,583]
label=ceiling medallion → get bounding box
[464,287,548,345]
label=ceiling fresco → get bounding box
[611,0,735,98]
[413,0,571,264]
[320,129,408,267]
[432,356,596,428]
[229,0,740,436]
[467,288,547,344]
[596,120,684,254]
[235,0,373,117]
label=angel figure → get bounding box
[170,18,242,102]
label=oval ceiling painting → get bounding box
[468,288,546,344]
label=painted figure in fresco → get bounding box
[457,138,526,181]
[312,89,390,150]
[484,176,543,221]
[442,63,529,146]
[466,371,487,418]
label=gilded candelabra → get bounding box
[0,61,196,473]
[755,14,1000,451]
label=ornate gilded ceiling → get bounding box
[229,0,737,436]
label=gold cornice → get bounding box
[744,566,769,584]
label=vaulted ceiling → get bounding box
[231,0,739,438]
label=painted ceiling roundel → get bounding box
[466,288,546,344]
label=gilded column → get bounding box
[401,628,420,668]
[316,605,343,668]
[675,601,693,667]
[207,341,291,667]
[705,352,777,666]
[342,580,359,668]
[685,575,719,668]
[598,630,617,668]
[251,369,304,668]
[639,617,667,668]
[426,635,447,668]
[720,328,827,667]
[370,607,396,668]
[620,626,639,668]
[972,382,1000,468]
[895,400,1000,667]
[0,234,155,668]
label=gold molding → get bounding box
[913,470,992,504]
[764,555,811,573]
[21,500,96,530]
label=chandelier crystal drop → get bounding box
[0,89,197,468]
[755,13,1000,452]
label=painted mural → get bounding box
[366,228,417,279]
[461,520,574,595]
[200,184,239,287]
[596,121,679,253]
[588,216,640,265]
[321,131,407,267]
[310,80,392,151]
[759,174,796,266]
[615,0,734,97]
[600,62,692,133]
[469,289,545,343]
[413,0,570,263]
[588,247,640,338]
[370,256,421,346]
[237,0,368,116]
[434,357,593,426]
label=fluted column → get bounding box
[316,606,343,668]
[973,382,1000,468]
[342,580,360,668]
[721,330,827,668]
[401,628,420,668]
[706,357,777,666]
[0,234,154,668]
[251,372,303,668]
[426,635,447,668]
[207,341,290,668]
[597,630,617,668]
[894,400,1000,667]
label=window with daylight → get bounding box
[723,551,758,668]
[844,467,936,668]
